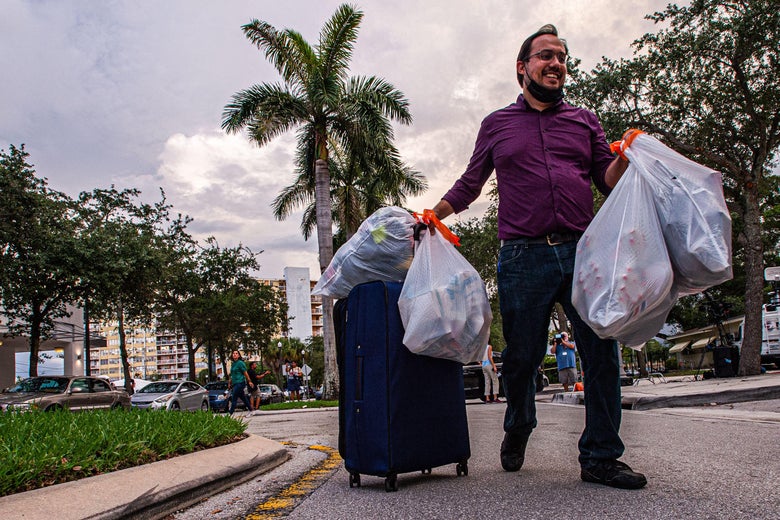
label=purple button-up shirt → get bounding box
[442,95,615,240]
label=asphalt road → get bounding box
[172,400,780,520]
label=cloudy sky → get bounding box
[1,0,674,280]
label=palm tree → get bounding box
[272,137,427,241]
[222,4,413,399]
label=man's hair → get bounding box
[516,23,568,85]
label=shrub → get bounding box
[0,409,246,496]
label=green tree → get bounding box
[76,187,174,392]
[222,4,413,399]
[187,238,288,382]
[0,145,81,376]
[303,335,325,387]
[273,138,426,241]
[567,0,779,375]
[265,336,306,388]
[151,218,201,380]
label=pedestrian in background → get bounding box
[482,343,502,403]
[551,332,577,392]
[287,361,303,401]
[228,350,253,414]
[248,361,270,410]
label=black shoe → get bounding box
[500,433,528,472]
[581,460,647,489]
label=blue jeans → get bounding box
[229,381,252,414]
[497,240,625,468]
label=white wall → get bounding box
[284,267,313,341]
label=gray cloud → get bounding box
[1,0,673,280]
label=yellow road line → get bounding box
[245,444,341,520]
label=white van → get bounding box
[734,304,780,369]
[760,304,780,368]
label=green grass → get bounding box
[260,399,338,411]
[0,409,246,497]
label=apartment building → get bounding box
[259,267,323,340]
[87,267,320,381]
[89,323,207,381]
[3,267,319,387]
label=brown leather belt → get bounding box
[500,232,581,247]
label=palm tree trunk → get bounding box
[314,158,339,400]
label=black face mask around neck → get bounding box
[526,78,564,104]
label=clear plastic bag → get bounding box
[573,133,732,347]
[312,206,416,299]
[626,134,732,295]
[398,229,492,364]
[572,166,675,346]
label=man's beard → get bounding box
[526,78,564,103]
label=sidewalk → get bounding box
[0,433,289,520]
[2,374,779,520]
[549,370,780,410]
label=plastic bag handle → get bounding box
[413,210,461,247]
[610,128,645,160]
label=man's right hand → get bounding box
[419,206,460,246]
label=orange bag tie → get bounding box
[413,209,461,247]
[610,128,645,161]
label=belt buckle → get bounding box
[546,234,563,246]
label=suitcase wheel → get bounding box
[349,472,361,488]
[456,461,469,477]
[384,474,398,492]
[421,468,432,475]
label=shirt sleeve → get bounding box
[442,117,495,213]
[588,115,616,196]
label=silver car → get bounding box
[130,380,209,411]
[258,383,285,405]
[0,376,131,412]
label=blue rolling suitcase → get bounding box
[336,280,470,492]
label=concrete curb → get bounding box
[0,434,289,520]
[549,373,780,410]
[625,384,780,410]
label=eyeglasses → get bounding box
[527,50,567,63]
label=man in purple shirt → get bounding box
[432,24,646,490]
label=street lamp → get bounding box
[301,349,307,399]
[277,341,283,387]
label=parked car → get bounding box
[258,384,284,405]
[205,381,231,413]
[204,381,258,412]
[463,351,551,400]
[0,376,131,412]
[112,378,152,392]
[130,380,209,411]
[463,351,505,401]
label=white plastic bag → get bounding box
[626,134,732,295]
[312,206,416,299]
[572,166,675,345]
[398,229,492,364]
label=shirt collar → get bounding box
[516,93,565,112]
